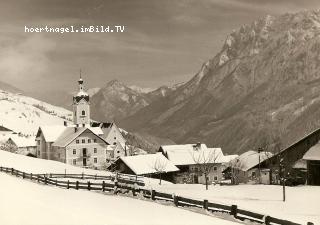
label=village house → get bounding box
[226,150,273,184]
[6,135,36,157]
[158,143,226,184]
[0,125,13,139]
[36,76,126,169]
[110,153,179,182]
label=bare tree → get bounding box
[150,155,168,185]
[228,158,245,185]
[190,144,221,190]
[0,141,17,153]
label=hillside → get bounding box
[90,79,179,122]
[0,89,72,136]
[0,81,22,94]
[120,10,320,154]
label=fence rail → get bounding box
[0,166,313,225]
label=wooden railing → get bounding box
[0,166,314,225]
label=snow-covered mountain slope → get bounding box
[0,90,72,136]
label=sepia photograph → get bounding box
[0,0,319,224]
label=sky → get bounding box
[0,0,320,93]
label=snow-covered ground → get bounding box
[0,149,109,175]
[154,183,319,224]
[0,90,72,136]
[0,152,242,225]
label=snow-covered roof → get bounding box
[303,143,320,161]
[221,154,239,163]
[231,150,273,171]
[38,125,67,142]
[160,144,224,166]
[118,153,179,175]
[53,127,108,147]
[88,127,104,136]
[8,135,36,147]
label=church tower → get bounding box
[73,73,90,127]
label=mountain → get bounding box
[120,10,320,154]
[0,81,22,94]
[0,89,72,136]
[90,79,179,122]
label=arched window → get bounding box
[82,110,86,116]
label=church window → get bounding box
[88,139,91,143]
[82,139,85,144]
[82,110,86,116]
[94,158,97,163]
[94,148,97,153]
[73,159,76,165]
[73,149,76,155]
[76,140,79,144]
[94,139,97,143]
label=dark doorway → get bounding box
[308,161,320,185]
[82,148,87,167]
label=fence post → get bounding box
[76,181,79,190]
[11,168,14,175]
[37,175,40,183]
[95,174,97,180]
[203,199,208,210]
[30,173,33,180]
[173,194,179,207]
[55,179,58,186]
[151,190,156,201]
[45,177,47,185]
[0,166,2,172]
[22,172,25,179]
[264,216,271,225]
[67,180,70,189]
[88,181,91,191]
[230,205,238,218]
[102,181,105,192]
[132,182,138,197]
[82,172,84,179]
[114,180,118,194]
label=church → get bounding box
[35,76,126,169]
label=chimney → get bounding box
[63,121,67,126]
[74,127,78,133]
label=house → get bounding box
[227,150,273,184]
[91,122,126,146]
[0,125,14,141]
[303,143,320,185]
[159,143,225,184]
[6,135,36,156]
[110,153,179,182]
[36,76,126,169]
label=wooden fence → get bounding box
[0,166,314,225]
